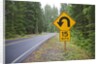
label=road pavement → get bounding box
[5,33,56,63]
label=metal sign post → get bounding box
[64,41,67,51]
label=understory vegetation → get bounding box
[6,1,95,59]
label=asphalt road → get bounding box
[5,33,56,63]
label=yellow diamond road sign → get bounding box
[60,31,70,42]
[53,12,76,30]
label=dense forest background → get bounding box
[5,1,95,57]
[6,1,58,37]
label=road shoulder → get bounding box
[22,35,92,63]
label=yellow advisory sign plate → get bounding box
[60,30,70,42]
[53,12,76,31]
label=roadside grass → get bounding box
[23,34,93,63]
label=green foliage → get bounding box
[44,5,58,32]
[60,4,95,57]
[71,29,95,58]
[6,1,58,39]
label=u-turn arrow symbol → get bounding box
[57,16,70,27]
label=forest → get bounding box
[5,1,95,58]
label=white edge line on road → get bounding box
[6,38,32,46]
[11,39,46,63]
[6,35,42,46]
[11,34,55,63]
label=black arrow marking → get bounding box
[57,16,70,27]
[57,20,63,26]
